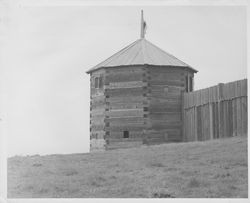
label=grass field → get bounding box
[8,136,248,198]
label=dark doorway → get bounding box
[123,131,129,138]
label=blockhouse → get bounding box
[86,12,197,151]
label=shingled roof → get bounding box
[86,38,197,73]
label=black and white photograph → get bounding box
[0,0,249,201]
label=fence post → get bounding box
[181,90,186,141]
[194,105,197,141]
[217,83,224,138]
[209,103,213,140]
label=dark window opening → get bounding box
[94,77,99,88]
[99,77,103,88]
[123,131,129,138]
[94,76,103,89]
[185,76,188,92]
[189,76,193,92]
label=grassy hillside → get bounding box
[8,136,248,198]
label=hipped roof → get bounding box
[86,38,197,73]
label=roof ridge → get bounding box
[141,38,147,63]
[142,38,155,64]
[127,40,142,64]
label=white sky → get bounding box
[1,5,247,157]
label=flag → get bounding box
[143,21,147,36]
[140,10,147,38]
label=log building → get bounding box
[86,11,198,151]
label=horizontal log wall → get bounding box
[89,65,196,150]
[90,69,106,151]
[183,79,247,142]
[147,66,194,143]
[104,66,148,150]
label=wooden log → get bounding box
[225,100,229,137]
[148,67,181,74]
[181,90,185,141]
[109,121,145,128]
[238,97,243,136]
[109,102,144,110]
[150,80,184,87]
[150,98,182,105]
[197,106,202,141]
[228,100,233,137]
[90,117,105,124]
[91,109,106,116]
[91,100,106,107]
[105,126,146,131]
[201,105,204,140]
[107,109,144,117]
[193,106,197,141]
[149,92,181,100]
[108,131,143,139]
[105,71,143,83]
[184,110,188,141]
[209,103,213,140]
[107,95,145,103]
[91,125,105,131]
[150,85,183,93]
[106,81,146,89]
[105,87,145,97]
[106,117,144,123]
[236,97,242,136]
[191,108,195,141]
[106,66,144,73]
[242,97,248,135]
[217,83,223,138]
[232,98,237,136]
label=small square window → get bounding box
[94,76,104,89]
[123,131,129,138]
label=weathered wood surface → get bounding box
[90,67,147,151]
[147,67,192,142]
[183,79,247,142]
[108,131,143,139]
[90,65,195,151]
[90,69,107,150]
[184,79,247,108]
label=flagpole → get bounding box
[140,10,144,39]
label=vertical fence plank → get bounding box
[243,97,248,135]
[217,84,221,138]
[209,103,213,139]
[236,98,242,136]
[183,79,247,142]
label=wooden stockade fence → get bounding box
[183,79,247,142]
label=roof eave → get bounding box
[187,66,198,73]
[86,64,198,74]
